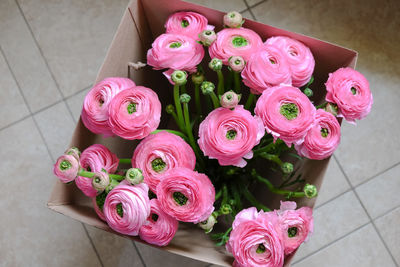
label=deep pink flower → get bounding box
[276,201,314,255]
[198,106,264,167]
[265,36,315,87]
[92,197,106,221]
[132,131,196,192]
[325,67,373,123]
[103,181,150,236]
[255,85,316,147]
[81,77,135,137]
[165,11,214,40]
[108,86,161,140]
[139,199,179,246]
[241,44,292,94]
[156,167,215,223]
[53,154,80,183]
[76,144,119,197]
[295,109,341,160]
[209,28,263,64]
[227,207,284,267]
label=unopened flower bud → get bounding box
[166,104,175,114]
[304,88,313,97]
[324,102,338,116]
[223,11,243,28]
[105,179,119,193]
[220,91,240,109]
[220,203,232,215]
[209,58,223,71]
[201,81,215,95]
[180,93,191,104]
[125,168,143,185]
[281,162,294,174]
[304,184,318,198]
[199,214,217,233]
[191,71,204,85]
[54,154,80,183]
[198,30,217,46]
[92,172,110,193]
[64,147,80,161]
[228,56,245,72]
[171,70,187,85]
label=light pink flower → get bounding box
[147,33,204,73]
[76,144,119,197]
[325,67,373,123]
[165,11,214,40]
[92,196,106,221]
[241,44,292,94]
[265,36,315,87]
[53,154,80,183]
[103,181,151,236]
[255,85,316,147]
[220,91,241,109]
[139,199,179,246]
[227,207,284,267]
[108,86,161,140]
[156,167,215,223]
[295,109,341,160]
[81,77,135,137]
[198,105,264,167]
[132,131,196,192]
[209,28,263,64]
[276,201,313,255]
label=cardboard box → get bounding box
[48,0,357,265]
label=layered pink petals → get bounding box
[265,36,315,87]
[255,85,316,147]
[76,144,119,197]
[276,201,313,255]
[209,28,263,64]
[132,131,196,192]
[295,109,341,160]
[242,45,292,94]
[147,33,204,73]
[108,86,161,140]
[156,167,215,223]
[227,207,284,267]
[103,181,151,236]
[53,154,80,183]
[198,106,264,167]
[81,77,135,137]
[139,199,179,246]
[325,67,373,123]
[165,11,213,40]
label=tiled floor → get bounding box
[0,0,398,266]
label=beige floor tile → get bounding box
[17,0,129,97]
[0,118,101,266]
[375,206,400,265]
[292,224,396,267]
[135,241,209,267]
[293,191,369,261]
[185,0,247,12]
[0,50,30,129]
[241,9,253,20]
[86,226,143,267]
[245,0,264,7]
[34,101,75,160]
[356,164,400,219]
[252,0,400,186]
[0,0,61,112]
[66,88,90,122]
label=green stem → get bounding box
[244,93,255,110]
[180,84,187,94]
[316,102,327,109]
[209,92,220,109]
[183,102,205,169]
[194,83,202,116]
[259,153,283,166]
[252,171,305,198]
[233,72,241,93]
[119,158,131,165]
[222,184,228,206]
[215,189,222,201]
[226,70,233,91]
[168,110,181,129]
[217,70,225,96]
[151,129,188,142]
[243,188,271,211]
[174,84,185,131]
[232,183,243,212]
[78,170,125,182]
[253,139,280,157]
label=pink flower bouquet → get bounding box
[51,3,372,266]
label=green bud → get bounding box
[105,179,119,193]
[166,104,175,114]
[303,184,318,198]
[180,93,191,104]
[125,168,143,185]
[220,203,232,215]
[304,88,313,97]
[199,214,217,233]
[201,81,215,95]
[171,70,187,85]
[64,147,81,161]
[191,71,204,85]
[324,102,339,116]
[209,58,223,71]
[281,162,294,174]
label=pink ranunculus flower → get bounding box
[147,33,205,73]
[132,131,196,192]
[255,85,316,147]
[81,77,135,137]
[165,11,214,40]
[325,67,373,123]
[241,44,292,95]
[209,28,263,64]
[198,105,264,167]
[103,181,151,236]
[92,196,106,221]
[156,167,215,223]
[76,144,119,197]
[139,199,179,246]
[108,86,161,140]
[53,154,80,183]
[276,201,314,255]
[295,109,341,160]
[265,36,315,87]
[227,207,284,267]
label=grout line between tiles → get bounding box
[373,204,400,222]
[352,161,400,189]
[0,114,31,132]
[132,241,147,267]
[82,224,105,267]
[242,0,257,20]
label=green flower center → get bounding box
[351,87,357,95]
[205,30,212,35]
[99,98,104,106]
[95,191,107,211]
[151,213,159,222]
[173,192,188,206]
[226,129,237,140]
[116,203,123,217]
[280,103,299,120]
[181,19,189,28]
[60,160,72,170]
[234,59,241,65]
[269,58,276,64]
[256,244,266,254]
[151,158,166,173]
[127,102,137,114]
[288,227,298,238]
[321,128,329,138]
[232,36,248,47]
[170,42,182,48]
[94,177,101,183]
